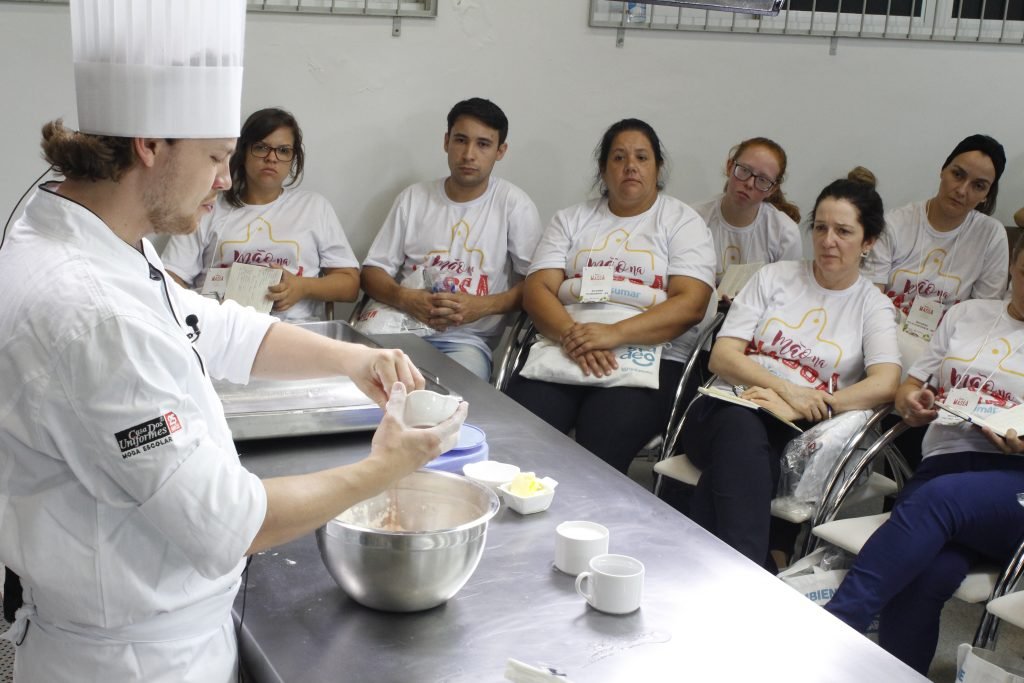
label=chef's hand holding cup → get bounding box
[369,383,467,479]
[351,347,425,408]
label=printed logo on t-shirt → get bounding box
[889,247,963,315]
[745,307,842,390]
[115,413,182,460]
[571,228,664,289]
[215,217,303,275]
[424,219,490,295]
[937,336,1024,409]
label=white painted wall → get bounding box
[4,0,1024,272]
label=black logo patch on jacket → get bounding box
[115,412,181,459]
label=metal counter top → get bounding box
[233,334,926,683]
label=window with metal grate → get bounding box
[591,0,1024,44]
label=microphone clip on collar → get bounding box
[185,314,201,342]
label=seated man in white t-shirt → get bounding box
[361,98,543,381]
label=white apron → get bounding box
[6,582,238,682]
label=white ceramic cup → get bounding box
[404,390,460,428]
[575,554,644,614]
[554,521,610,576]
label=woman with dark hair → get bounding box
[693,137,802,294]
[679,170,901,570]
[864,134,1008,324]
[162,107,359,321]
[505,118,715,474]
[826,234,1024,674]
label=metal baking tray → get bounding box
[214,321,454,440]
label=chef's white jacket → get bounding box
[0,185,273,681]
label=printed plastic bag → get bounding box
[778,547,878,632]
[773,409,872,521]
[777,547,850,607]
[519,304,661,389]
[353,269,433,337]
[955,644,1024,683]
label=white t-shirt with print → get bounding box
[161,188,358,322]
[714,260,900,394]
[909,298,1024,458]
[529,194,716,364]
[362,176,543,357]
[693,196,803,286]
[862,200,1007,317]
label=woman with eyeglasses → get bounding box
[679,169,900,571]
[162,107,360,321]
[693,137,802,300]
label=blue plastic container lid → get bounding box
[424,424,488,473]
[446,424,486,453]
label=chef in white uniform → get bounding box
[0,1,465,681]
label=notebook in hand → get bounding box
[698,385,803,432]
[222,263,284,315]
[936,401,1024,439]
[717,262,764,300]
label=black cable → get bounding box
[236,555,254,683]
[0,165,54,252]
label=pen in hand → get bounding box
[827,375,835,419]
[922,373,935,407]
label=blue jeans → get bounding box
[426,339,491,382]
[825,451,1024,674]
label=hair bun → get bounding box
[847,166,877,189]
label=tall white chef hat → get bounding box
[70,0,246,138]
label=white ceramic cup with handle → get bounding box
[575,553,644,614]
[554,521,610,576]
[403,390,460,428]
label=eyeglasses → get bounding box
[731,162,777,193]
[250,141,295,162]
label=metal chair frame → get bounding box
[798,414,912,558]
[346,293,371,325]
[808,420,1024,649]
[975,537,1024,649]
[491,311,533,392]
[653,369,901,561]
[654,313,726,466]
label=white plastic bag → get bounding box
[777,547,849,606]
[519,304,661,389]
[773,409,872,521]
[778,547,878,633]
[353,269,433,337]
[955,644,1024,683]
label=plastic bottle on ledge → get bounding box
[627,1,648,23]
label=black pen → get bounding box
[922,372,934,392]
[827,375,835,419]
[922,373,936,408]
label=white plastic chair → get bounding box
[653,394,902,561]
[812,498,1024,648]
[986,590,1024,634]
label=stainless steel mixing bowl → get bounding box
[316,469,500,612]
